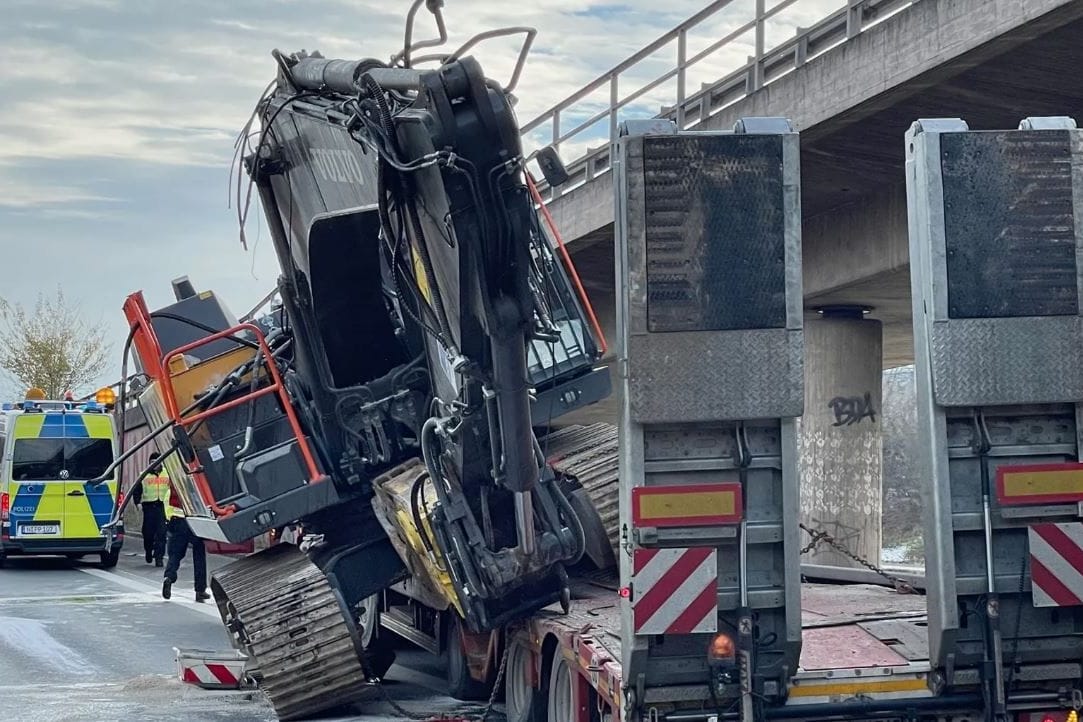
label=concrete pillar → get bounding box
[798,310,883,570]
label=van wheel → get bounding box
[99,549,120,569]
[446,613,491,701]
[0,551,6,568]
[505,639,546,722]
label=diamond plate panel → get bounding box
[628,328,802,423]
[642,134,786,333]
[941,131,1078,319]
[929,316,1083,406]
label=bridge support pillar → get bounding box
[798,307,883,572]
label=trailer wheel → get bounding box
[357,594,394,680]
[505,639,546,722]
[546,650,573,722]
[359,593,379,649]
[446,613,491,701]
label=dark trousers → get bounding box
[164,517,207,592]
[141,501,166,562]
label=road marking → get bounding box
[0,592,145,604]
[77,567,221,619]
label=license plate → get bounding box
[18,523,60,536]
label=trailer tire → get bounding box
[546,649,574,722]
[357,593,395,680]
[505,639,546,722]
[446,613,492,701]
[359,593,379,649]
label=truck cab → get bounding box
[0,389,124,568]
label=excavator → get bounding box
[104,1,619,717]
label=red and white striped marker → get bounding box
[1028,522,1083,607]
[630,547,718,635]
[180,661,243,688]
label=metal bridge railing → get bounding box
[524,0,916,201]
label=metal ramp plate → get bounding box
[616,119,803,711]
[907,116,1083,688]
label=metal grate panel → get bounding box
[642,135,786,332]
[941,130,1078,319]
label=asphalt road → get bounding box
[0,544,504,722]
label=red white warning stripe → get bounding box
[631,547,718,635]
[180,661,244,688]
[1028,522,1083,608]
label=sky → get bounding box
[0,0,840,393]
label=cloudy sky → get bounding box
[0,0,838,392]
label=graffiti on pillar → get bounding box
[828,393,877,426]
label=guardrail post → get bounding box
[847,0,864,38]
[753,0,766,90]
[795,29,808,67]
[608,74,619,178]
[677,29,688,129]
[609,74,619,140]
[551,111,563,199]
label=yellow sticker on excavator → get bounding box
[410,243,433,306]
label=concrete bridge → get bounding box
[530,0,1083,572]
[533,0,1083,367]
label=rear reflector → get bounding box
[996,463,1083,506]
[632,483,742,527]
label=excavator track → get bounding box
[540,422,620,565]
[209,543,377,721]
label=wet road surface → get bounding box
[0,546,503,721]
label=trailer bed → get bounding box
[535,575,930,673]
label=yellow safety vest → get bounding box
[141,473,171,504]
[165,484,186,521]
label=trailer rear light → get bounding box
[1,492,8,521]
[632,483,742,528]
[1018,711,1073,722]
[707,633,735,662]
[997,463,1083,506]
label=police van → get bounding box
[0,388,124,568]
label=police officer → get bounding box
[131,451,168,566]
[162,478,210,603]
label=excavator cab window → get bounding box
[308,209,410,389]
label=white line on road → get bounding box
[77,567,221,619]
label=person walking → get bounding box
[131,451,168,566]
[162,478,210,603]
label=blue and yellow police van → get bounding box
[0,388,124,568]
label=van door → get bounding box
[9,415,64,539]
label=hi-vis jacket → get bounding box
[140,472,170,504]
[166,487,185,521]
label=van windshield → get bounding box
[12,438,113,481]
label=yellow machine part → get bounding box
[369,458,463,616]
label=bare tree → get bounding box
[0,287,112,399]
